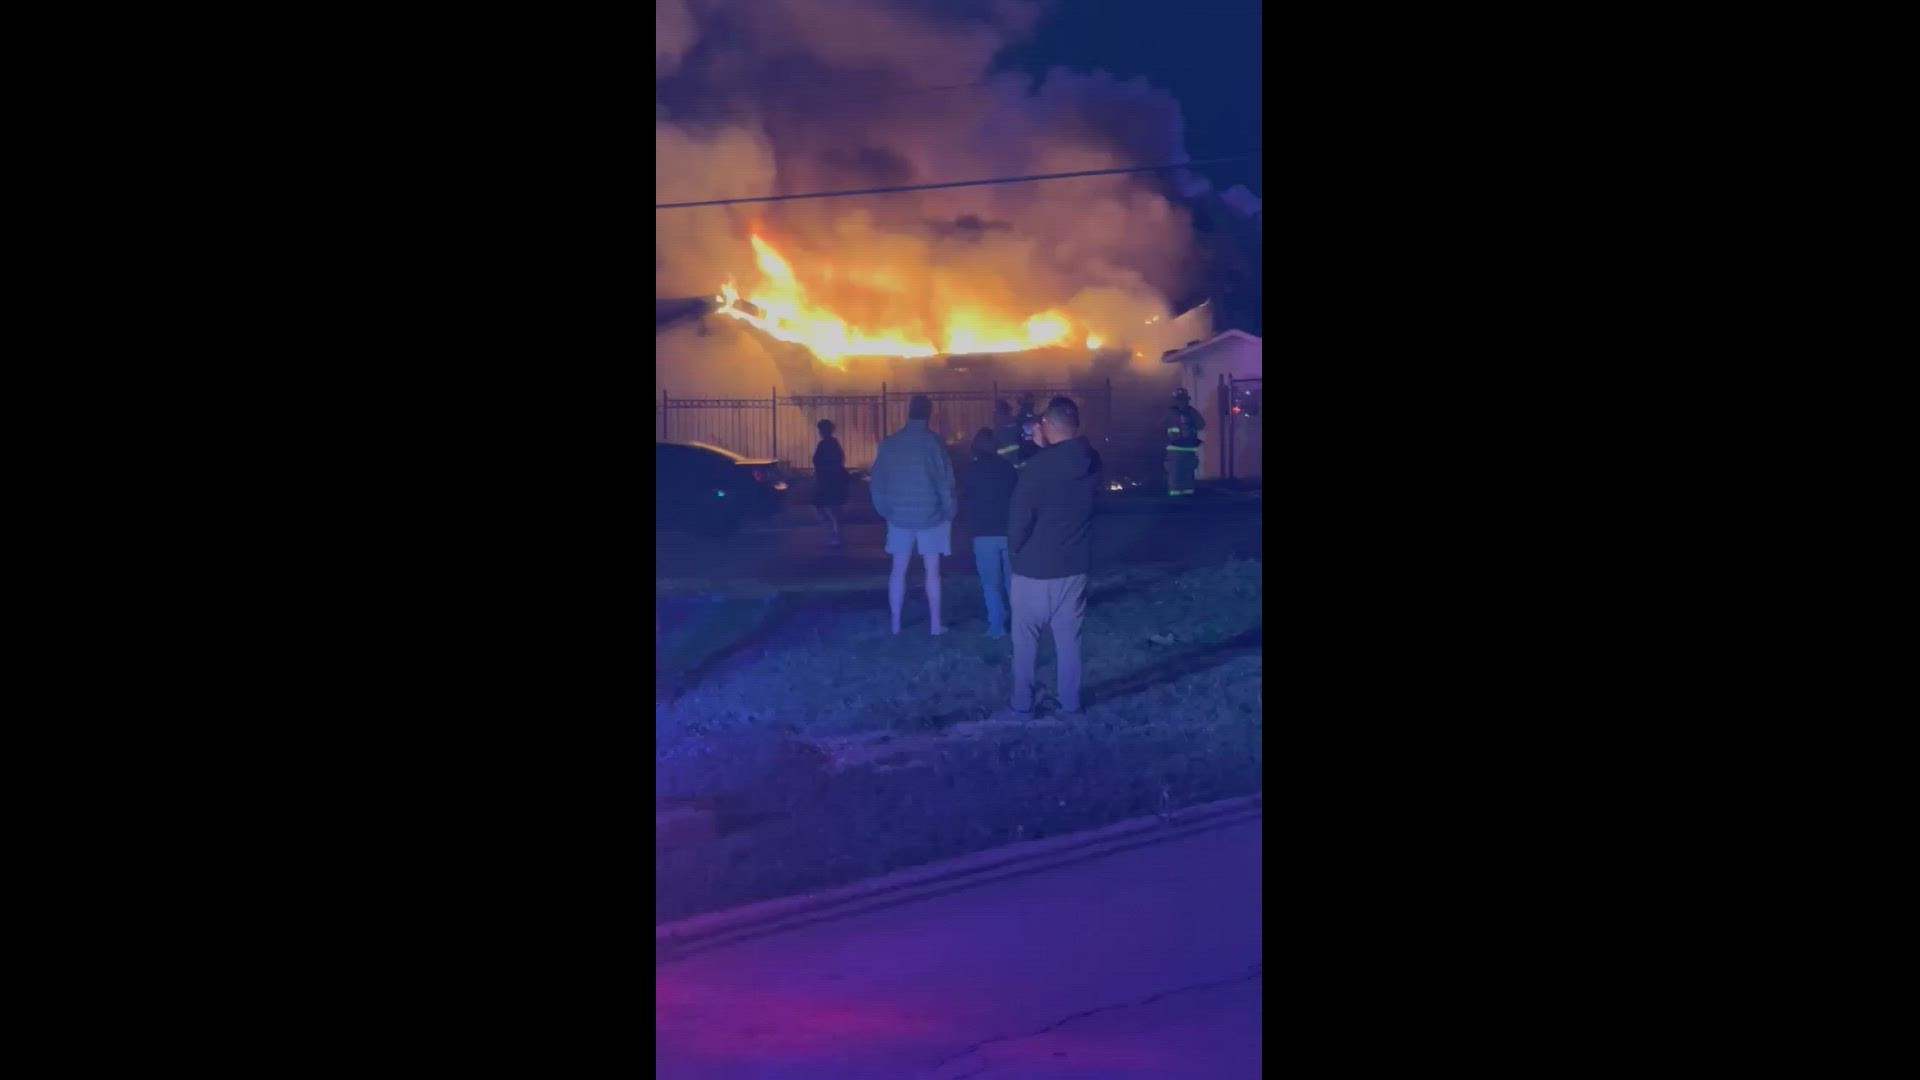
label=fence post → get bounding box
[661,388,669,442]
[1219,373,1232,481]
[880,382,887,435]
[770,386,777,461]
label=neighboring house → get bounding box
[1160,330,1262,481]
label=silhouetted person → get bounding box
[1006,397,1101,717]
[992,400,1023,466]
[811,418,849,546]
[1012,393,1041,469]
[961,427,1018,638]
[871,394,956,635]
[1165,387,1205,496]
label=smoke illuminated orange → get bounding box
[717,234,1096,367]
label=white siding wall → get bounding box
[1167,334,1261,480]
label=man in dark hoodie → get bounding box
[1005,397,1102,718]
[961,427,1019,638]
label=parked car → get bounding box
[656,442,788,534]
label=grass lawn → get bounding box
[655,558,1262,924]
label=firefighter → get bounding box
[1165,387,1205,496]
[992,400,1025,466]
[1010,394,1041,469]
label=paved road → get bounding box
[658,491,1261,586]
[656,813,1262,1079]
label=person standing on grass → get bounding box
[811,418,849,546]
[961,427,1018,638]
[870,394,956,635]
[1005,396,1102,718]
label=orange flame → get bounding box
[716,234,1101,367]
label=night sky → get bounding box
[997,0,1263,196]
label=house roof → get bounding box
[656,296,715,332]
[1160,329,1262,364]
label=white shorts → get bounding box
[885,521,952,557]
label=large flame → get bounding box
[717,234,1096,367]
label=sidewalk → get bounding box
[656,807,1262,1079]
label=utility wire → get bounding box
[656,154,1258,210]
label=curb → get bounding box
[657,792,1261,963]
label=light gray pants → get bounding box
[1010,572,1087,714]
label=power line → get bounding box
[656,155,1258,210]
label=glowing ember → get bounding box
[717,234,1104,366]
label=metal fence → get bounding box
[659,382,1129,472]
[1218,374,1263,480]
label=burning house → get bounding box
[655,0,1258,476]
[661,3,1242,366]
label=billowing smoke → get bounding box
[656,0,1212,397]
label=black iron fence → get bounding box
[1218,374,1263,480]
[659,381,1147,472]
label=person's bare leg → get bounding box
[924,552,945,634]
[826,507,841,544]
[889,552,910,633]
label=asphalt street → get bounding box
[656,811,1262,1079]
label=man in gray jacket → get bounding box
[871,394,957,635]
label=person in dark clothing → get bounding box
[1012,394,1041,468]
[992,400,1024,467]
[1005,396,1102,718]
[811,418,849,546]
[961,427,1019,638]
[1165,387,1206,496]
